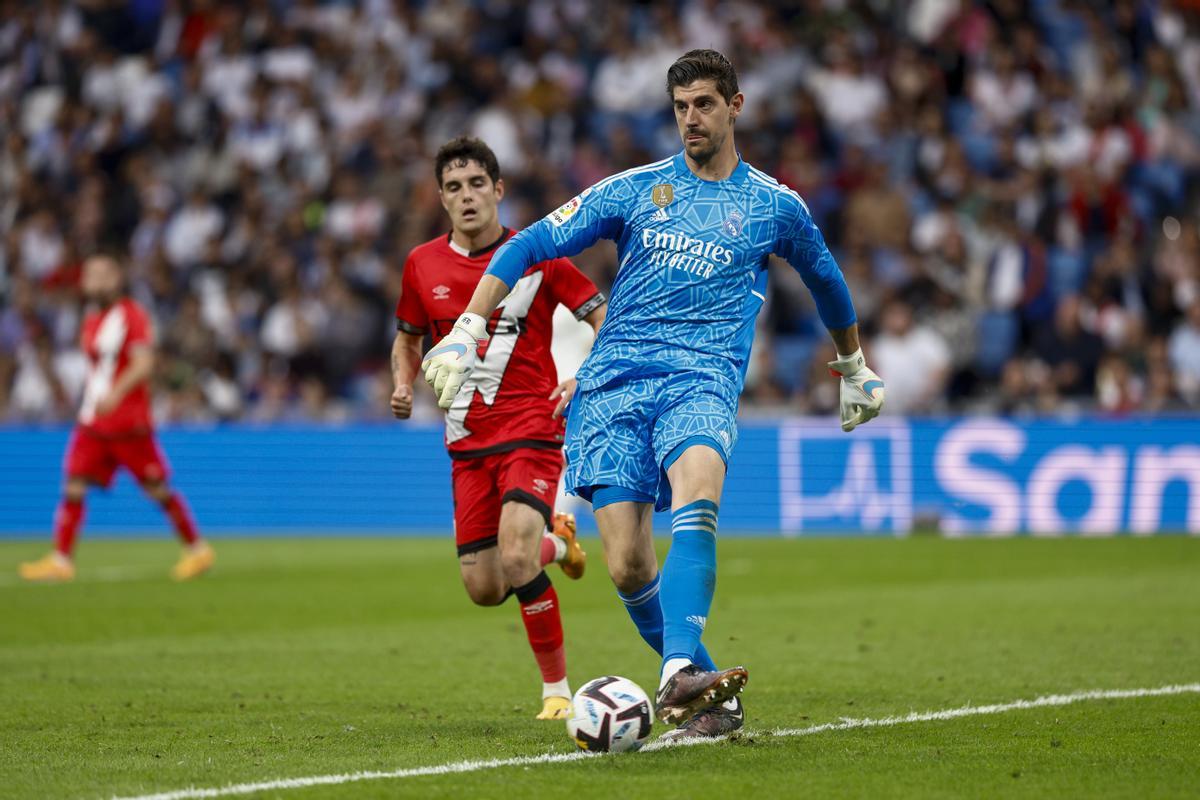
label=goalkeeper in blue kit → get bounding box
[423,49,884,740]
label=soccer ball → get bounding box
[566,676,653,753]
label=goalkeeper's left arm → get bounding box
[773,188,884,432]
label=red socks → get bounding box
[53,498,85,557]
[50,491,198,558]
[163,493,200,545]
[515,571,566,684]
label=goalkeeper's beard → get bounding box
[686,135,718,164]
[685,128,728,165]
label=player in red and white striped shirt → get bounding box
[19,254,213,582]
[391,138,606,719]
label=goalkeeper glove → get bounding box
[422,312,488,408]
[828,348,885,432]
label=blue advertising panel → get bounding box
[0,418,1197,536]
[0,425,453,536]
[773,417,1200,535]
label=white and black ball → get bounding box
[566,676,654,753]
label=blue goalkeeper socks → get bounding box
[617,573,717,671]
[660,499,719,671]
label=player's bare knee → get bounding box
[499,548,538,588]
[458,545,508,605]
[497,502,545,584]
[62,477,87,502]
[141,480,171,504]
[465,579,508,606]
[608,554,656,594]
[465,585,498,606]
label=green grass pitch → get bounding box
[1,536,1197,799]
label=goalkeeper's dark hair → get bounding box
[666,49,740,103]
[434,136,501,188]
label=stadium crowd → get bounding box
[1,0,1199,423]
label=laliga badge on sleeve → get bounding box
[549,194,583,226]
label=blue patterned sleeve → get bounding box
[773,195,857,330]
[485,183,626,289]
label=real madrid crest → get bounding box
[723,209,745,237]
[651,183,674,208]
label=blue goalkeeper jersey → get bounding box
[486,151,856,398]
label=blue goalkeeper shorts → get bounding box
[563,372,738,512]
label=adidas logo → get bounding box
[651,208,670,222]
[686,614,707,630]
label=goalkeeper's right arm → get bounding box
[425,183,617,407]
[420,311,488,409]
[421,230,542,408]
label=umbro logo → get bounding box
[532,478,550,495]
[524,600,554,615]
[433,285,450,299]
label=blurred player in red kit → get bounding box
[19,254,213,583]
[390,137,606,719]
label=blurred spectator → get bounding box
[806,43,887,143]
[260,280,327,364]
[970,45,1038,131]
[1168,299,1200,403]
[871,299,951,414]
[164,189,223,269]
[1096,354,1144,415]
[844,159,911,262]
[988,357,1060,417]
[1033,295,1106,398]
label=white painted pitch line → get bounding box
[109,683,1200,800]
[109,752,594,800]
[642,682,1200,751]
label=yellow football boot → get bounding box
[19,552,75,582]
[537,695,571,720]
[552,512,586,580]
[171,541,215,581]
